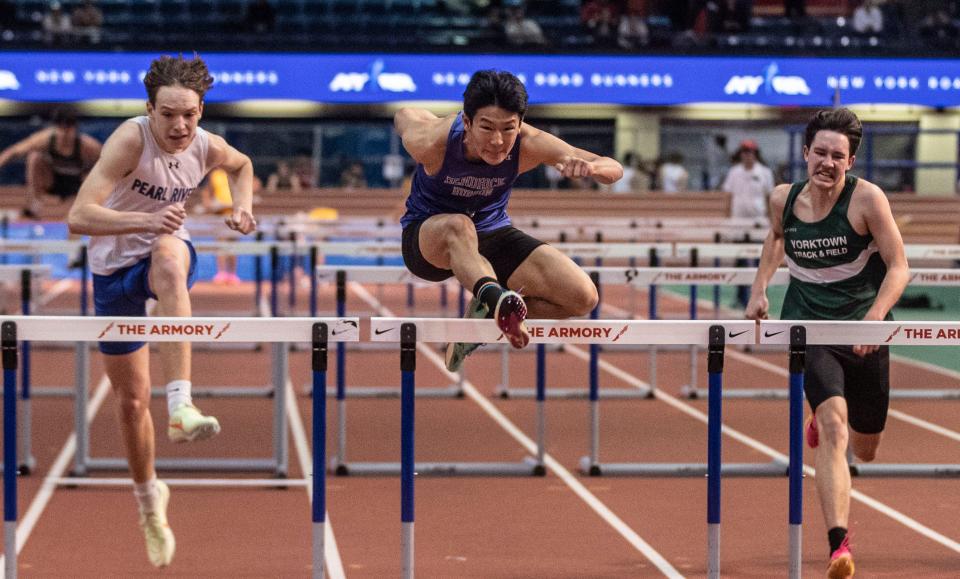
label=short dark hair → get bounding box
[462,70,528,120]
[804,108,862,157]
[50,107,77,127]
[143,54,214,105]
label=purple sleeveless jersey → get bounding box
[401,112,521,233]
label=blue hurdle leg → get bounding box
[3,321,20,579]
[788,326,806,579]
[706,326,724,578]
[400,324,417,579]
[312,323,328,579]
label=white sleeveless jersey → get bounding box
[89,116,209,275]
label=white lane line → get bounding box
[560,343,960,553]
[0,372,111,567]
[603,299,960,443]
[287,378,347,579]
[349,282,684,579]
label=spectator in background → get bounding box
[703,133,729,189]
[245,0,275,34]
[0,0,19,34]
[852,0,884,34]
[721,139,775,308]
[784,0,805,18]
[71,0,102,44]
[658,151,689,193]
[339,160,367,189]
[919,9,958,50]
[0,108,102,219]
[617,0,650,49]
[292,151,316,188]
[723,139,775,221]
[42,1,72,45]
[611,151,651,193]
[265,159,301,194]
[503,3,547,46]
[710,0,752,34]
[581,0,620,46]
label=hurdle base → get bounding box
[33,385,274,398]
[682,386,960,400]
[495,386,652,400]
[322,384,463,399]
[331,458,542,477]
[850,463,960,477]
[580,460,789,477]
[81,457,284,474]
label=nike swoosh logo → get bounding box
[728,330,749,338]
[374,327,396,335]
[764,330,784,338]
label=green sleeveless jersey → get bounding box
[780,175,889,321]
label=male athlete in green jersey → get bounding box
[746,108,909,579]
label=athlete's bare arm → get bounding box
[856,181,909,322]
[0,128,52,168]
[68,121,186,236]
[518,124,623,184]
[745,184,790,320]
[206,133,256,234]
[394,108,454,174]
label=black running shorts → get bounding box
[49,172,82,200]
[402,221,545,285]
[804,345,890,434]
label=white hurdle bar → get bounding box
[370,317,766,579]
[0,315,358,579]
[656,267,960,400]
[2,315,359,477]
[760,320,960,479]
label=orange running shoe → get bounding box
[827,536,854,578]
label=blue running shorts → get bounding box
[93,239,198,355]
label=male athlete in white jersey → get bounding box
[68,54,257,569]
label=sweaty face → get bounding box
[147,85,203,154]
[803,130,854,190]
[463,106,521,166]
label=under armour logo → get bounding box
[168,161,180,170]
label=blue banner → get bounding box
[1,52,959,108]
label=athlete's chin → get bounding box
[482,153,507,165]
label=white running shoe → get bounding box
[139,480,175,568]
[168,403,221,443]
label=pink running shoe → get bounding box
[827,536,854,579]
[805,413,819,449]
[494,290,530,349]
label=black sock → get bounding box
[472,276,502,314]
[828,527,847,554]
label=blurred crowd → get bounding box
[0,0,958,53]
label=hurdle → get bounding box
[0,315,357,578]
[761,320,960,478]
[678,267,960,400]
[370,317,776,579]
[0,264,51,474]
[5,314,358,477]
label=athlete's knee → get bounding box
[565,281,599,317]
[437,214,478,243]
[851,435,881,462]
[818,412,849,449]
[114,387,150,422]
[150,248,189,292]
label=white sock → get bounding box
[134,477,160,514]
[166,379,192,415]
